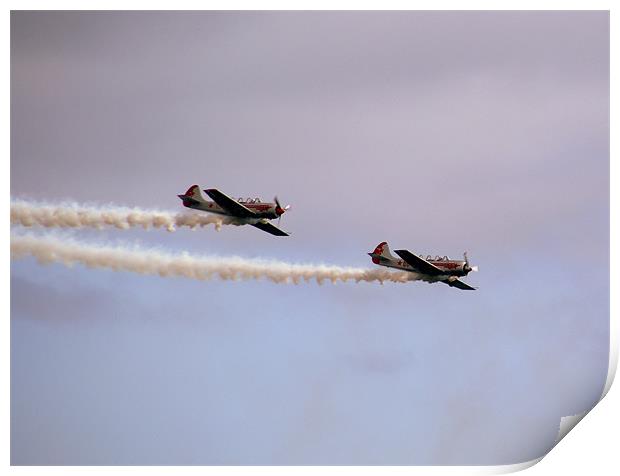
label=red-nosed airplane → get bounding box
[178,185,291,236]
[368,241,478,290]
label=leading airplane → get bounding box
[368,241,478,290]
[178,185,291,236]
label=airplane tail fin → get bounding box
[178,185,206,207]
[368,241,395,264]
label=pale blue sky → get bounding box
[11,11,609,465]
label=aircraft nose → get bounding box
[275,204,291,216]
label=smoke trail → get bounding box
[11,233,429,285]
[10,199,241,232]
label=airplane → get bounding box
[177,185,291,236]
[368,241,478,290]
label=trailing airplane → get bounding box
[178,185,291,236]
[368,241,478,290]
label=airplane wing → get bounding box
[393,249,444,275]
[443,278,476,291]
[204,188,257,218]
[251,221,290,237]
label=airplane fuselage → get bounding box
[370,255,470,277]
[177,185,290,236]
[367,241,476,290]
[180,197,280,220]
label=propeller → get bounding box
[274,196,291,227]
[463,252,478,273]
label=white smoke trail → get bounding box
[11,233,428,285]
[10,199,241,232]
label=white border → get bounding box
[5,1,616,474]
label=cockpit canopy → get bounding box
[237,197,262,204]
[420,254,451,261]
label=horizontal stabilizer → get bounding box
[177,194,201,207]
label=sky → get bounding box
[10,10,609,465]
